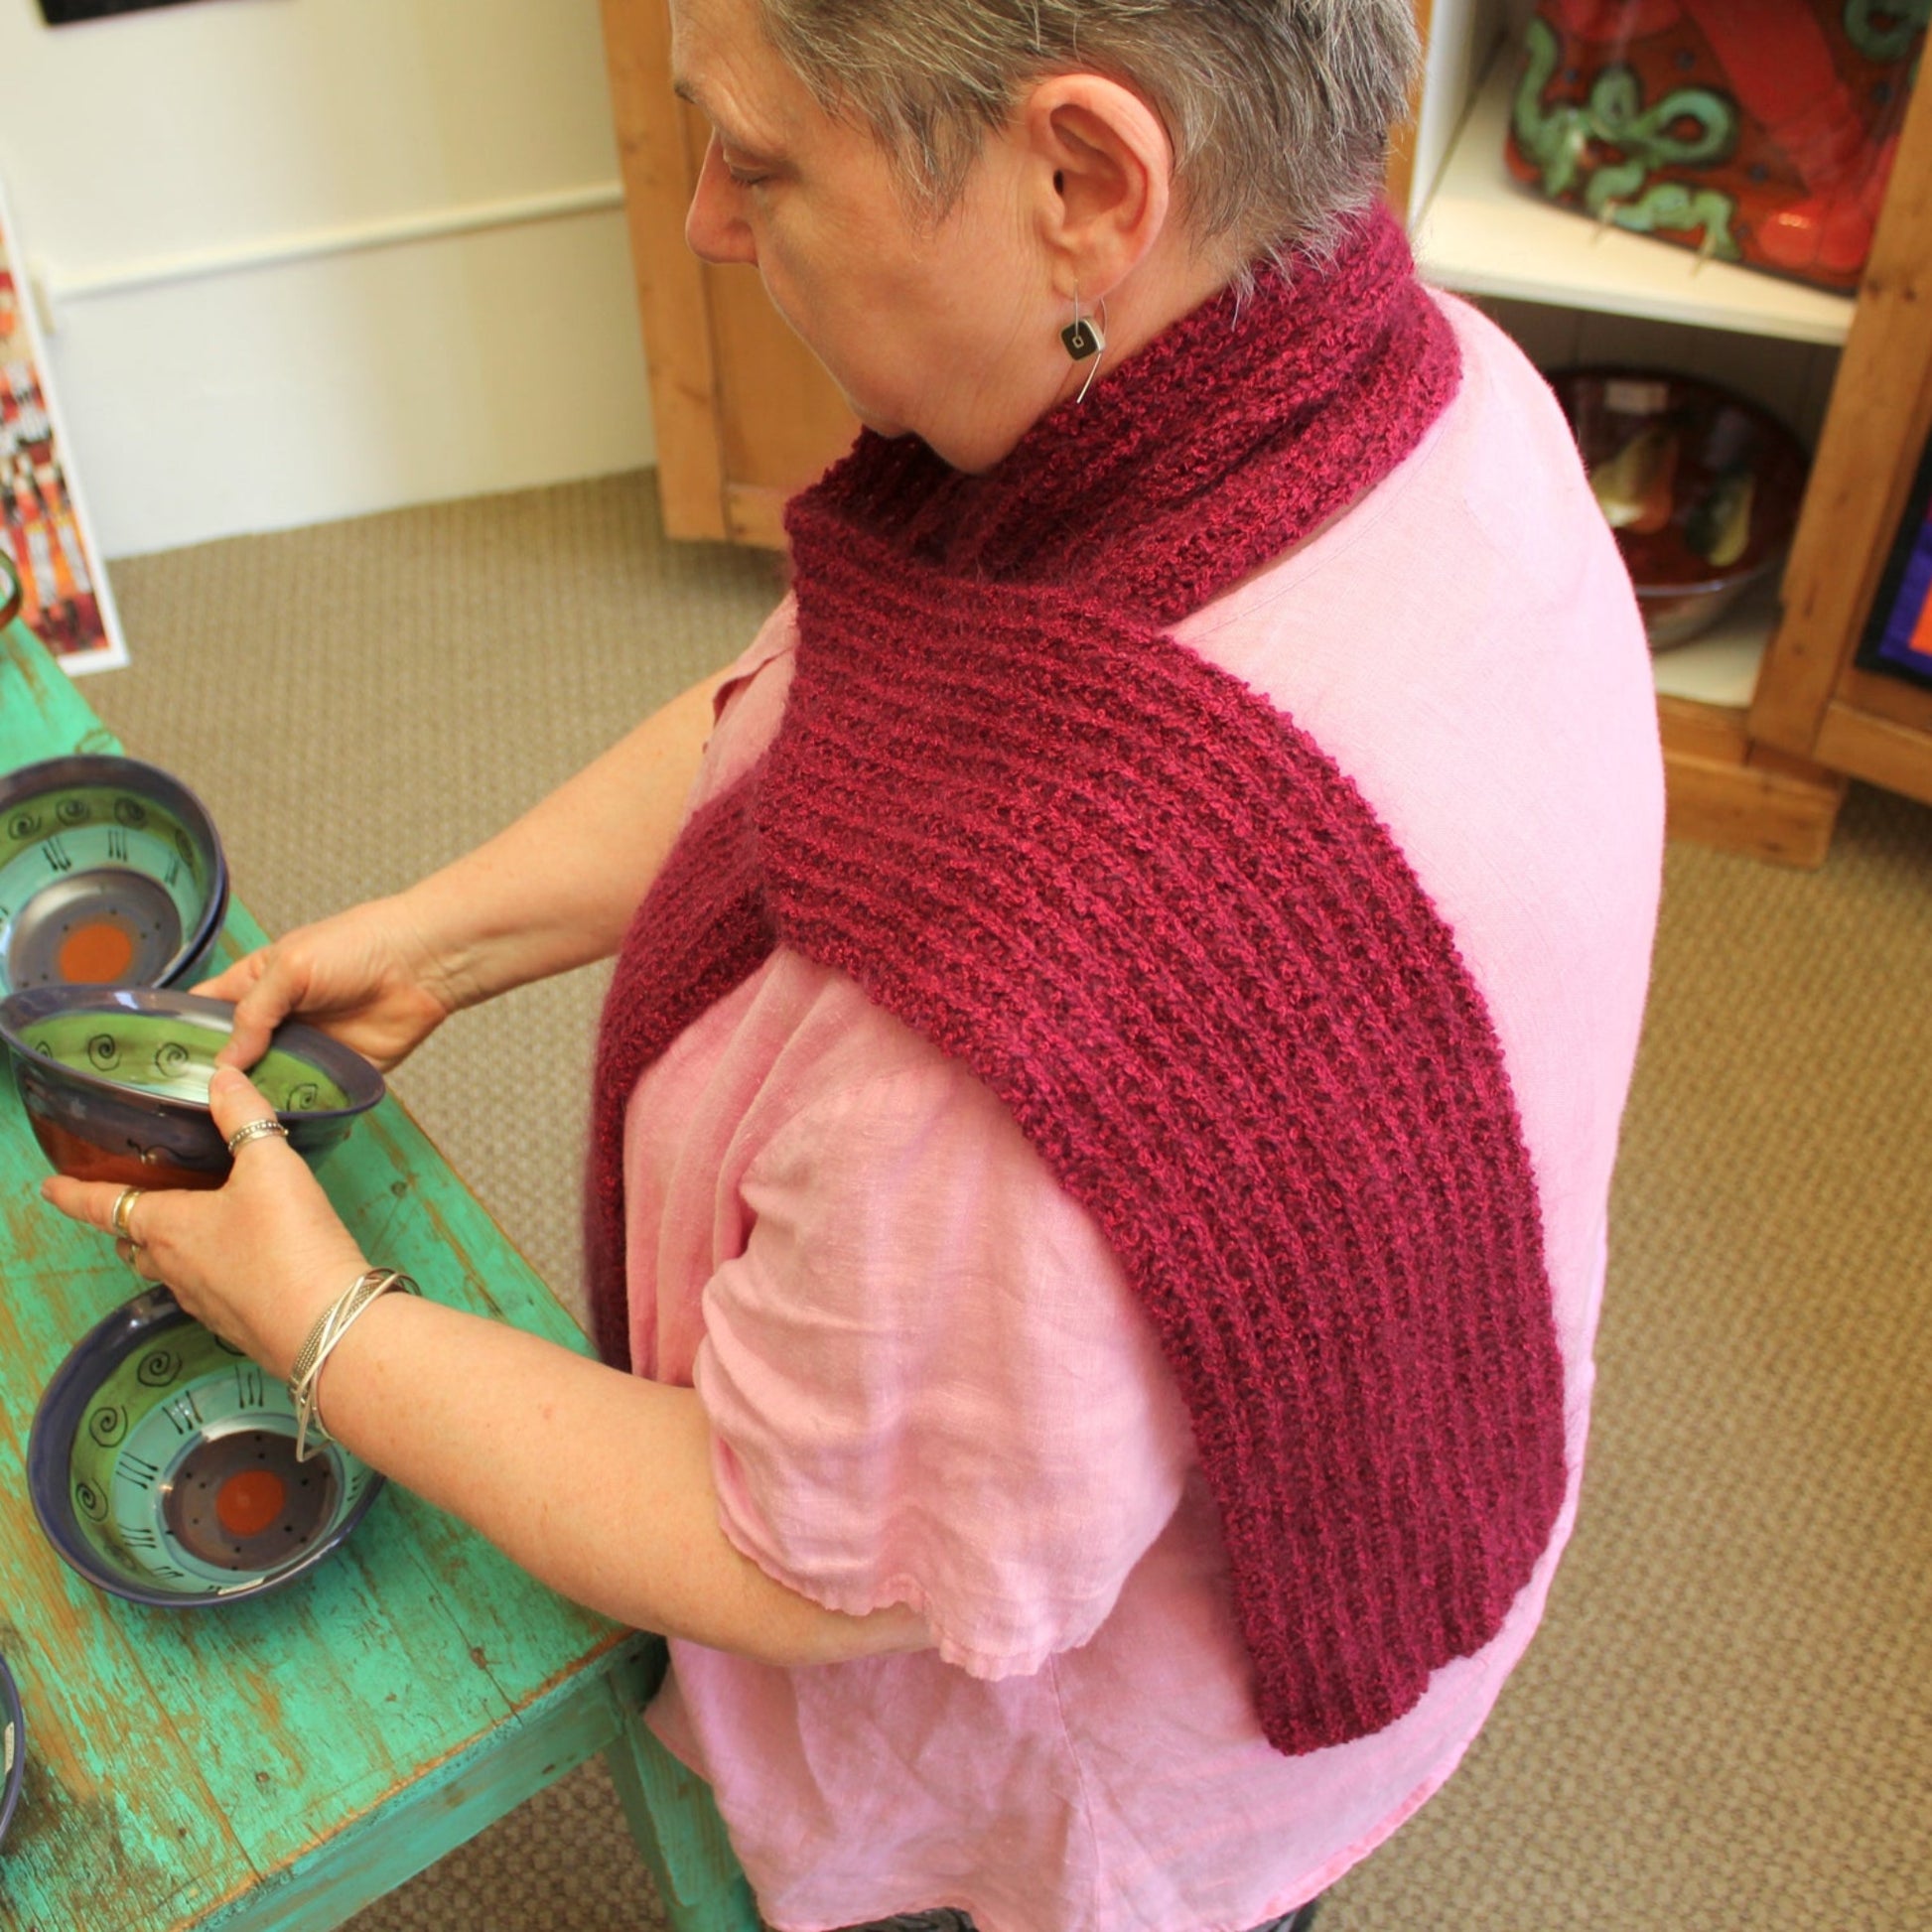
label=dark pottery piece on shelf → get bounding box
[0,755,230,997]
[0,549,21,630]
[1550,366,1809,648]
[28,1287,385,1606]
[0,986,384,1188]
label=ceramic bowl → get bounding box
[29,1287,384,1606]
[0,1651,21,1846]
[1549,367,1810,649]
[0,755,230,997]
[0,986,384,1188]
[1,547,21,629]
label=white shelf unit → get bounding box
[1407,9,1851,714]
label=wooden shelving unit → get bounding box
[1410,31,1842,730]
[1647,578,1783,714]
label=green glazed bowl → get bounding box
[0,987,384,1188]
[0,754,230,996]
[0,1650,20,1844]
[29,1288,385,1605]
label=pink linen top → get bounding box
[621,296,1664,1932]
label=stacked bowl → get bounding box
[0,750,388,1625]
[0,754,229,999]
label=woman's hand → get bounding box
[41,1068,370,1379]
[198,894,460,1073]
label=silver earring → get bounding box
[1060,291,1105,363]
[1061,292,1107,403]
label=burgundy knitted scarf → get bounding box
[588,209,1569,1756]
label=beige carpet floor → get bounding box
[84,472,1930,1930]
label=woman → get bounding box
[43,2,1664,1928]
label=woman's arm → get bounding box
[207,665,732,1068]
[304,1291,931,1667]
[44,1067,930,1669]
[398,664,733,1009]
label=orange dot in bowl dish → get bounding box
[56,919,137,985]
[214,1468,288,1540]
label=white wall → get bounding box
[0,0,656,557]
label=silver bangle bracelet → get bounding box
[288,1267,420,1462]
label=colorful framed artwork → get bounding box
[0,175,127,674]
[1854,434,1932,693]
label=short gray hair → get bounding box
[755,0,1419,268]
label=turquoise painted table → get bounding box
[0,622,760,1932]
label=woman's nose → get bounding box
[686,134,758,266]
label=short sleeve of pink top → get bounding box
[623,297,1665,1932]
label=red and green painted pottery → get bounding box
[0,986,384,1187]
[0,755,230,997]
[29,1287,385,1606]
[1551,364,1810,646]
[1507,1,1926,293]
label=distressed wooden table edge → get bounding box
[192,1636,668,1932]
[0,623,647,1929]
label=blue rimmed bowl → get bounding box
[29,1288,385,1606]
[0,1651,21,1844]
[0,986,384,1189]
[0,754,229,996]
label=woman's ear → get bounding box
[1022,73,1175,301]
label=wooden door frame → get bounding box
[601,0,731,541]
[1384,0,1435,220]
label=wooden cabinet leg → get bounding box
[1661,697,1850,868]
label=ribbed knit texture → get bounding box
[587,210,1570,1755]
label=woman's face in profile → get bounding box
[670,0,1070,470]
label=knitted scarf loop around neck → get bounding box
[587,208,1570,1757]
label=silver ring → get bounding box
[226,1117,291,1156]
[110,1186,146,1245]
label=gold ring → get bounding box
[110,1186,146,1246]
[225,1117,291,1156]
